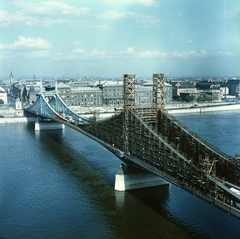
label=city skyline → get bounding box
[0,0,239,78]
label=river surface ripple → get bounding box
[0,110,240,239]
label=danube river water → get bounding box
[0,110,240,239]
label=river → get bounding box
[0,110,240,239]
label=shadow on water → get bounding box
[120,186,208,239]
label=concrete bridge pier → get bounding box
[35,119,65,131]
[114,164,169,191]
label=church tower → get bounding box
[9,71,14,85]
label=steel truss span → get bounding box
[25,74,240,218]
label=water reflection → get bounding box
[115,185,170,212]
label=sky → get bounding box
[0,0,239,79]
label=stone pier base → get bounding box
[114,164,169,191]
[35,121,65,131]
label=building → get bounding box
[15,98,24,116]
[180,89,200,102]
[226,79,240,98]
[57,82,103,107]
[0,87,7,104]
[170,81,196,100]
[136,85,153,106]
[28,85,37,104]
[101,81,123,106]
[201,89,223,102]
[56,80,173,108]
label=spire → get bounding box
[9,71,14,84]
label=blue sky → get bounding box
[0,0,239,78]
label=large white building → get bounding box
[57,80,172,107]
[0,87,7,104]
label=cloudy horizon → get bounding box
[0,0,239,79]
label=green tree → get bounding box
[189,95,196,102]
[197,95,211,102]
[0,99,4,104]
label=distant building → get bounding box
[136,85,153,106]
[15,98,24,116]
[9,71,14,85]
[201,89,223,102]
[170,81,196,100]
[28,85,37,104]
[180,89,200,102]
[0,87,7,104]
[226,79,240,98]
[57,82,103,107]
[101,81,123,106]
[57,80,172,107]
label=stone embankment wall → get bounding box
[0,117,36,124]
[166,103,240,114]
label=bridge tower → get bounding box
[115,74,169,191]
[153,73,165,110]
[123,74,136,154]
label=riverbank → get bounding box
[166,103,240,114]
[0,117,36,124]
[0,102,239,123]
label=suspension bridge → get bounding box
[25,74,240,218]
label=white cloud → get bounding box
[186,40,193,44]
[1,1,159,29]
[138,50,167,58]
[21,50,50,58]
[104,0,159,7]
[87,50,107,58]
[98,11,137,19]
[0,36,51,50]
[170,50,208,59]
[121,47,135,55]
[0,1,94,28]
[0,10,37,27]
[216,51,233,56]
[71,41,82,46]
[11,1,91,17]
[72,48,85,54]
[0,36,51,59]
[98,10,161,27]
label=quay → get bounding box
[0,102,239,124]
[0,116,36,124]
[166,102,240,114]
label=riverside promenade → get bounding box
[166,102,240,114]
[0,116,36,124]
[0,102,239,124]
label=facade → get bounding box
[101,81,123,106]
[28,85,37,104]
[180,89,200,102]
[226,79,240,98]
[170,81,196,100]
[57,82,103,106]
[57,80,173,107]
[136,85,153,106]
[0,87,7,104]
[15,98,24,116]
[201,90,223,102]
[164,82,173,102]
